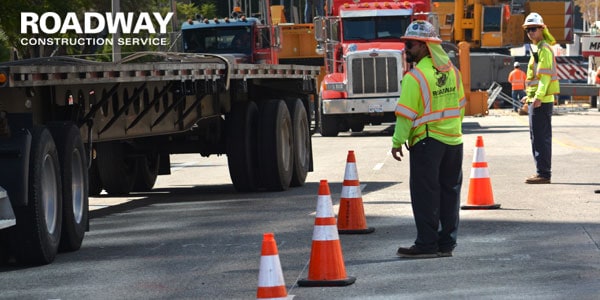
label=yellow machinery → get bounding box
[271,5,326,89]
[432,0,574,49]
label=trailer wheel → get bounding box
[259,100,293,191]
[96,142,137,195]
[48,123,88,252]
[11,126,62,265]
[226,101,259,192]
[287,99,310,187]
[133,152,160,192]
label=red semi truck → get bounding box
[314,0,434,136]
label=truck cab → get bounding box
[314,0,432,136]
[181,16,280,64]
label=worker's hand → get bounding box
[533,98,541,108]
[391,147,404,162]
[520,96,528,103]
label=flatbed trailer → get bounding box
[0,52,320,265]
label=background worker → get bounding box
[522,12,559,184]
[508,62,527,112]
[391,20,465,258]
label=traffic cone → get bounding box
[337,150,374,234]
[297,180,356,287]
[257,233,288,300]
[461,136,501,210]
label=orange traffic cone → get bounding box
[257,233,288,300]
[461,136,501,210]
[337,150,374,234]
[297,180,356,287]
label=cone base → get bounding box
[338,227,375,234]
[297,276,356,287]
[461,203,501,210]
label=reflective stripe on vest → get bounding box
[526,43,558,88]
[395,66,464,128]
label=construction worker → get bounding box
[391,20,465,258]
[522,12,559,184]
[304,0,324,23]
[508,61,527,112]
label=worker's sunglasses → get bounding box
[404,41,420,49]
[525,27,541,33]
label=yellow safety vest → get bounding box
[393,57,465,148]
[526,41,560,103]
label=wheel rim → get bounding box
[280,115,292,172]
[41,153,59,234]
[298,113,309,163]
[71,149,85,223]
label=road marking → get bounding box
[373,162,384,170]
[171,161,199,172]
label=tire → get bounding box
[259,100,293,191]
[11,126,62,265]
[132,152,160,192]
[350,123,365,133]
[48,123,89,252]
[226,101,260,192]
[287,99,310,187]
[319,97,339,137]
[96,142,137,195]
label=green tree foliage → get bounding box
[200,3,217,19]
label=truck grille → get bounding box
[348,52,402,97]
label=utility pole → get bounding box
[112,0,121,62]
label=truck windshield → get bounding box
[182,27,252,54]
[342,16,411,41]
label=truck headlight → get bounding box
[326,82,346,91]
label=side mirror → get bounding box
[314,17,326,42]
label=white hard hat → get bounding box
[401,20,441,43]
[522,12,545,28]
[514,62,520,67]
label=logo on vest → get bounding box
[432,68,455,97]
[434,68,447,87]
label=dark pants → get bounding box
[409,138,463,252]
[512,90,526,111]
[528,102,553,178]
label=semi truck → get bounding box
[312,0,434,137]
[0,3,320,265]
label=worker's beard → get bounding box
[405,52,417,63]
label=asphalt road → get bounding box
[1,108,600,299]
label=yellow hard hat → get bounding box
[401,20,441,43]
[523,12,545,28]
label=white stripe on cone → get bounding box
[473,147,486,162]
[341,185,361,198]
[258,255,285,287]
[312,225,340,241]
[316,195,334,218]
[344,162,358,180]
[470,167,490,179]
